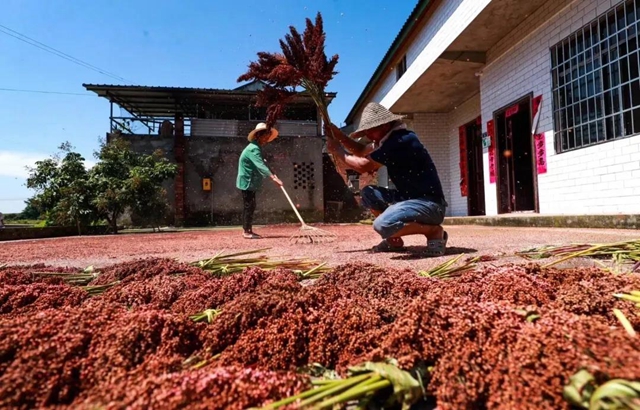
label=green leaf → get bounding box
[613,309,637,337]
[590,379,640,410]
[563,369,596,408]
[348,362,423,409]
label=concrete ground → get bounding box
[1,224,638,271]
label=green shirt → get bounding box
[236,141,272,191]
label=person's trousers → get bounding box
[360,185,446,239]
[241,190,257,232]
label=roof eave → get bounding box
[344,0,433,124]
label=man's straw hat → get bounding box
[351,102,406,137]
[248,122,279,142]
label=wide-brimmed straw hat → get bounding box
[248,122,279,142]
[351,102,406,137]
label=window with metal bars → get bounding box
[551,0,640,153]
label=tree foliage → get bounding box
[26,143,95,233]
[91,137,177,233]
[20,199,42,220]
[26,138,177,234]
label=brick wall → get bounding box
[411,113,455,216]
[448,94,482,216]
[480,0,640,215]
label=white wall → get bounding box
[448,94,482,216]
[411,113,452,215]
[481,0,640,215]
[408,95,481,217]
[366,0,490,109]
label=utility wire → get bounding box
[0,87,92,96]
[0,24,131,83]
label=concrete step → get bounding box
[443,214,640,230]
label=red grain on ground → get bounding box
[2,224,639,272]
[1,227,640,409]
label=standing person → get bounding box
[324,102,448,255]
[0,212,4,229]
[236,122,283,239]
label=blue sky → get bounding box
[0,0,415,213]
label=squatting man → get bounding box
[324,102,448,254]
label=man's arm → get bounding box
[325,123,374,158]
[327,137,381,174]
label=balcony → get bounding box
[191,119,319,138]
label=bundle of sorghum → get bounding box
[98,271,213,310]
[76,367,310,410]
[0,282,88,315]
[491,310,640,410]
[238,12,338,127]
[2,258,640,409]
[80,308,203,390]
[430,264,557,306]
[0,304,202,409]
[89,258,204,286]
[199,265,435,372]
[170,266,301,315]
[0,305,120,408]
[0,264,74,285]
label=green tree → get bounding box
[20,199,41,220]
[26,143,95,232]
[127,153,176,231]
[90,137,177,233]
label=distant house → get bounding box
[84,81,338,226]
[345,0,640,217]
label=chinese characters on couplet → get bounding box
[534,133,547,174]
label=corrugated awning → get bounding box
[83,84,337,118]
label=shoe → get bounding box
[371,238,405,253]
[426,231,448,256]
[243,232,261,239]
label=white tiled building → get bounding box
[345,0,640,217]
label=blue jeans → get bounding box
[360,186,446,239]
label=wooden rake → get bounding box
[279,185,336,244]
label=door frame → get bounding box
[492,93,540,214]
[463,116,486,216]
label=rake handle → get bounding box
[280,185,308,227]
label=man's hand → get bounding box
[271,174,283,187]
[324,121,371,157]
[326,135,342,154]
[324,122,345,141]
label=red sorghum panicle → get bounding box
[434,264,556,306]
[77,367,310,410]
[99,273,209,310]
[491,310,640,410]
[89,258,205,286]
[80,308,203,390]
[0,305,121,408]
[0,283,88,315]
[2,259,640,409]
[0,264,76,285]
[171,266,300,315]
[238,12,338,127]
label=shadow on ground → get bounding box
[390,246,478,260]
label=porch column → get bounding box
[174,113,186,226]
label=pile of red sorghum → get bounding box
[0,259,639,409]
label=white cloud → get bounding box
[0,151,48,178]
[0,150,95,179]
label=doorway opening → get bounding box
[463,117,486,216]
[494,96,538,214]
